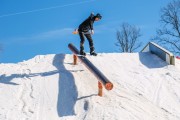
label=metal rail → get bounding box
[68,43,113,90]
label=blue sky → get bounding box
[0,0,171,63]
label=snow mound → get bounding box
[0,53,180,120]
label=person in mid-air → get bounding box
[78,13,102,56]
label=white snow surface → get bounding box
[0,53,180,120]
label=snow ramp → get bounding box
[0,53,180,120]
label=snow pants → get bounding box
[79,32,94,52]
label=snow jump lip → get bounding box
[68,43,113,90]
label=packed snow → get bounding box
[0,52,180,120]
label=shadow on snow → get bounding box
[0,70,60,85]
[0,54,78,117]
[53,54,78,117]
[139,52,167,69]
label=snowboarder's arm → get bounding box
[89,13,94,30]
[90,20,94,30]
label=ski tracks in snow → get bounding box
[18,63,35,119]
[152,73,163,105]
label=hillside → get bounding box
[0,53,180,120]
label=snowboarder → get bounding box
[78,13,102,56]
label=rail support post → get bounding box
[73,54,78,65]
[98,81,103,97]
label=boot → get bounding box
[90,50,97,56]
[80,45,86,56]
[90,47,97,56]
[80,50,86,56]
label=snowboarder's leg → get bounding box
[79,32,86,56]
[85,34,97,56]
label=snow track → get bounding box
[0,53,180,120]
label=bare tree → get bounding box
[153,0,180,55]
[115,23,142,53]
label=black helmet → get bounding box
[95,13,102,19]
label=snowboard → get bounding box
[77,53,97,58]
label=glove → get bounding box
[73,29,78,34]
[91,30,94,35]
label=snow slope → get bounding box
[0,53,180,120]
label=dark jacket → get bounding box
[78,13,95,32]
